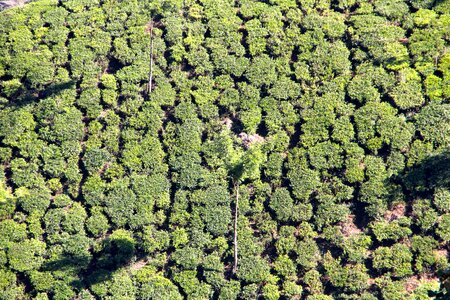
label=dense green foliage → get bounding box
[0,0,449,299]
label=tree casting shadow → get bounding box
[42,235,136,289]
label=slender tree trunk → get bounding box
[148,26,154,95]
[233,181,239,274]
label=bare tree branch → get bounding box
[149,30,154,95]
[233,181,239,274]
[146,21,155,96]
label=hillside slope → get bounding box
[0,0,449,299]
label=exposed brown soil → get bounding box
[221,117,233,130]
[129,259,147,271]
[384,203,406,222]
[0,0,29,10]
[434,249,448,260]
[239,132,265,148]
[340,214,362,237]
[404,274,439,294]
[404,276,420,294]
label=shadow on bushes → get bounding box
[42,236,135,289]
[396,151,449,298]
